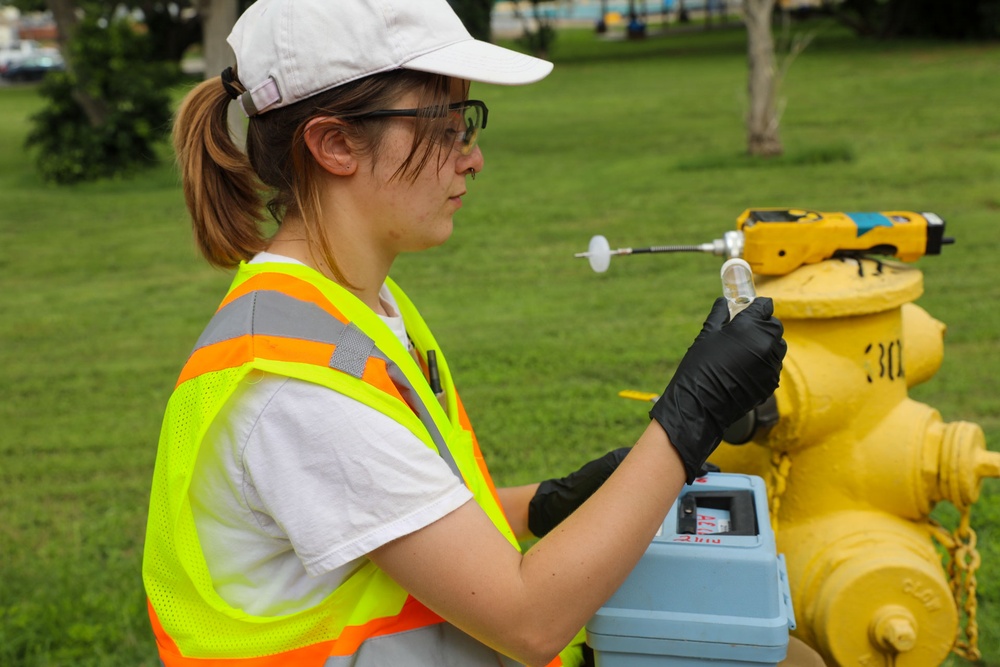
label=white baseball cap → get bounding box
[228,0,554,117]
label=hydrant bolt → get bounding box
[872,606,918,653]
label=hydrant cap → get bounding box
[757,260,923,320]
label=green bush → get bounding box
[26,14,175,184]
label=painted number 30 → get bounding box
[865,339,905,383]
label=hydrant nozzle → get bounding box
[936,419,997,509]
[974,449,1000,485]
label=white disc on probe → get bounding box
[588,235,612,273]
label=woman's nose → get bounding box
[457,145,484,176]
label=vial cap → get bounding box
[721,258,756,318]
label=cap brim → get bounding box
[403,39,553,86]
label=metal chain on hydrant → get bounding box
[766,450,792,534]
[928,508,982,661]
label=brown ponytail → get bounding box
[172,76,268,269]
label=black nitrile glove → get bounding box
[650,297,786,484]
[528,447,630,537]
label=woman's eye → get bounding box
[443,126,463,141]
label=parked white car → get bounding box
[0,39,56,75]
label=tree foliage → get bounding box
[447,0,493,41]
[26,7,174,183]
[833,0,1000,39]
[138,0,203,63]
[5,0,47,13]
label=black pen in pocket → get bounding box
[426,350,443,396]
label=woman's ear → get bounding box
[303,117,357,176]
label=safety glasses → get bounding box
[345,100,489,156]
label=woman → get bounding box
[142,0,786,665]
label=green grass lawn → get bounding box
[1,21,998,666]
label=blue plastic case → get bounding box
[586,473,796,666]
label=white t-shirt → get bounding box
[189,253,473,616]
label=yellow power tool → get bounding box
[575,208,953,276]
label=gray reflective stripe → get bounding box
[193,288,465,483]
[328,323,377,378]
[323,623,522,666]
[383,359,463,482]
[193,291,349,351]
[321,315,461,482]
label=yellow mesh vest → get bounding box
[143,262,525,663]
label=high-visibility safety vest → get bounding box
[143,261,567,666]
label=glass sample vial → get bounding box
[721,258,756,320]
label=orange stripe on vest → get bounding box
[176,335,407,409]
[456,394,506,514]
[220,273,349,323]
[149,597,445,666]
[327,596,445,657]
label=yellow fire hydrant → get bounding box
[708,258,999,666]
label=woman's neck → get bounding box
[268,222,392,316]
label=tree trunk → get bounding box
[197,0,238,81]
[196,0,243,145]
[743,0,782,156]
[46,0,109,128]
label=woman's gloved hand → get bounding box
[650,297,786,484]
[528,447,630,538]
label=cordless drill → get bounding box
[575,208,954,277]
[735,208,952,275]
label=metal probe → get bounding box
[574,231,744,273]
